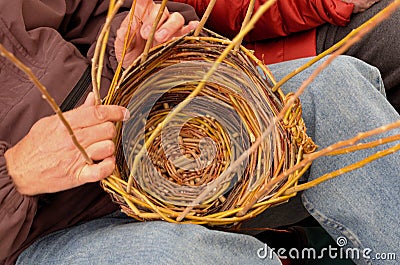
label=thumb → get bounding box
[115,17,129,63]
[82,92,95,107]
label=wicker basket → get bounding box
[101,29,316,227]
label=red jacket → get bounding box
[174,0,354,64]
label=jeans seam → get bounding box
[301,194,372,265]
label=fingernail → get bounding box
[142,25,151,38]
[123,109,130,121]
[190,21,199,30]
[155,29,168,41]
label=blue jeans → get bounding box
[273,56,399,265]
[17,56,400,265]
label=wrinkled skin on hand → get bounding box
[114,0,199,68]
[342,0,381,13]
[5,93,129,196]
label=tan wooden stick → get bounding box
[91,0,124,105]
[140,0,168,63]
[193,0,217,37]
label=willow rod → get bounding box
[97,0,120,96]
[234,0,256,51]
[193,0,217,37]
[141,0,168,63]
[106,0,139,104]
[284,141,400,195]
[91,0,124,105]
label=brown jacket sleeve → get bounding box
[0,0,130,262]
[0,142,38,260]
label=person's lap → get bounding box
[18,56,400,265]
[270,55,399,264]
[16,211,280,265]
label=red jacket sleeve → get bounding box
[173,0,354,41]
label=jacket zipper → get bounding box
[60,65,91,112]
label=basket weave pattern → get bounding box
[101,29,316,226]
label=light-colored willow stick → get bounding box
[247,121,400,211]
[97,0,118,93]
[0,44,93,164]
[193,0,217,37]
[91,0,124,105]
[284,141,400,195]
[272,0,400,92]
[234,0,255,51]
[127,0,278,195]
[328,134,400,156]
[106,1,153,105]
[140,0,168,63]
[106,0,138,104]
[292,120,400,185]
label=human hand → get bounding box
[115,0,199,68]
[4,93,129,196]
[342,0,381,13]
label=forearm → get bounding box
[173,0,353,40]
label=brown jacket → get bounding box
[0,1,197,264]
